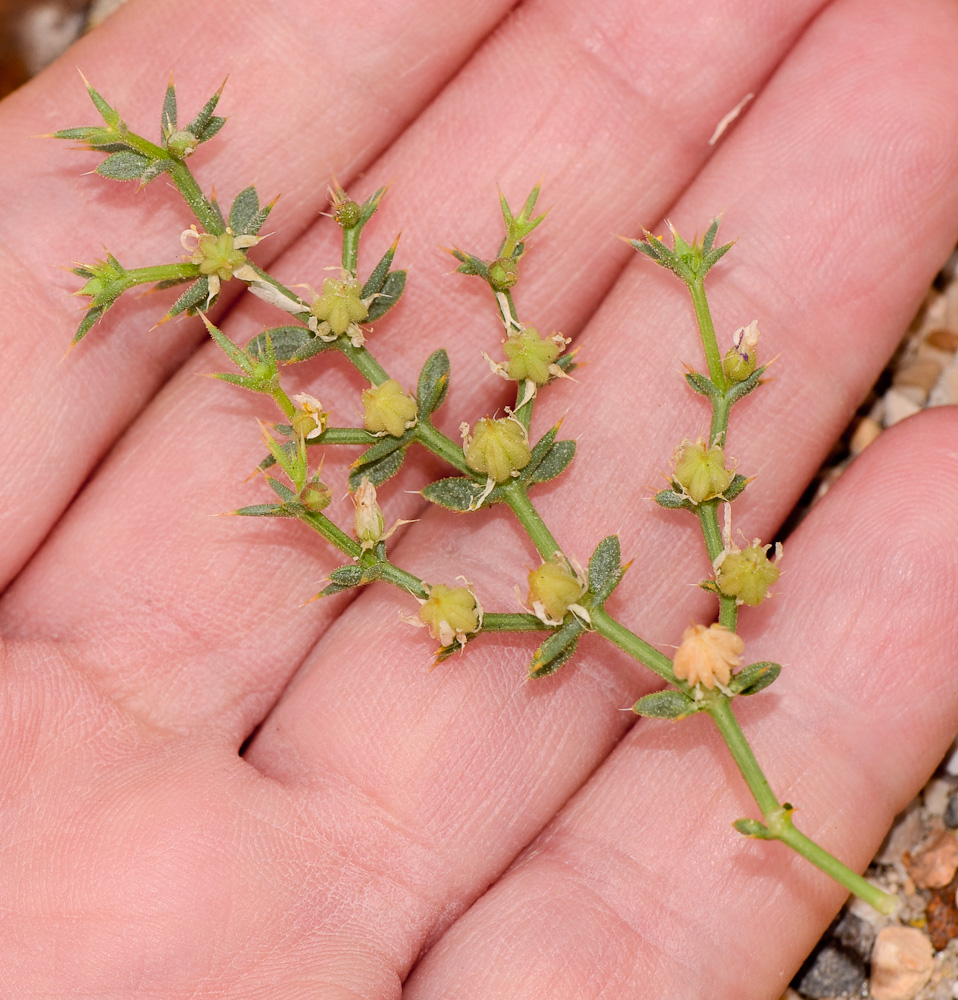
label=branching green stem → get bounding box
[706,699,897,914]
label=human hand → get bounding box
[2,1,958,997]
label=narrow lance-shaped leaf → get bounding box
[161,78,177,134]
[417,349,450,415]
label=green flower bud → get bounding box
[362,379,418,438]
[488,256,519,291]
[334,199,361,228]
[716,541,781,606]
[502,327,561,385]
[310,276,368,336]
[528,556,586,624]
[166,129,199,158]
[673,439,732,504]
[299,477,332,512]
[463,416,531,483]
[418,583,482,647]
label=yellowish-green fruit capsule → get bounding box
[362,379,418,438]
[463,417,531,483]
[502,327,560,384]
[673,439,732,504]
[310,276,368,336]
[716,543,780,606]
[528,557,585,623]
[418,583,482,647]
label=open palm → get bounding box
[2,1,958,997]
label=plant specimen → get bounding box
[54,74,897,917]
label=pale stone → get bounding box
[870,926,934,1000]
[882,387,923,426]
[893,359,942,397]
[849,416,882,456]
[904,828,958,889]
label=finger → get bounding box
[0,0,516,588]
[243,0,958,962]
[402,406,958,1000]
[0,0,834,736]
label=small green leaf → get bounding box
[587,535,623,601]
[72,304,107,344]
[685,370,721,398]
[233,503,292,517]
[83,76,121,128]
[632,690,700,719]
[421,477,489,512]
[722,474,749,502]
[229,185,260,235]
[204,318,255,374]
[161,78,177,134]
[365,270,406,322]
[186,84,225,139]
[165,277,210,318]
[247,326,331,363]
[528,439,575,484]
[452,249,489,280]
[197,116,226,143]
[725,365,767,404]
[329,565,364,588]
[730,661,781,696]
[96,150,150,181]
[733,817,771,839]
[266,476,298,504]
[361,241,397,298]
[348,439,406,490]
[654,488,693,510]
[416,349,450,415]
[528,619,583,678]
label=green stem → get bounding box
[707,698,897,914]
[121,131,223,233]
[335,340,390,385]
[343,225,360,274]
[689,278,726,393]
[695,504,738,630]
[415,420,472,475]
[502,486,560,560]
[589,607,677,685]
[481,612,551,634]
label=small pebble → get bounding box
[944,794,958,830]
[926,880,958,950]
[929,359,958,407]
[849,415,882,456]
[926,779,955,819]
[893,359,942,396]
[870,926,934,1000]
[883,387,923,426]
[925,329,958,353]
[904,829,958,889]
[793,912,872,998]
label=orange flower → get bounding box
[673,623,743,690]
